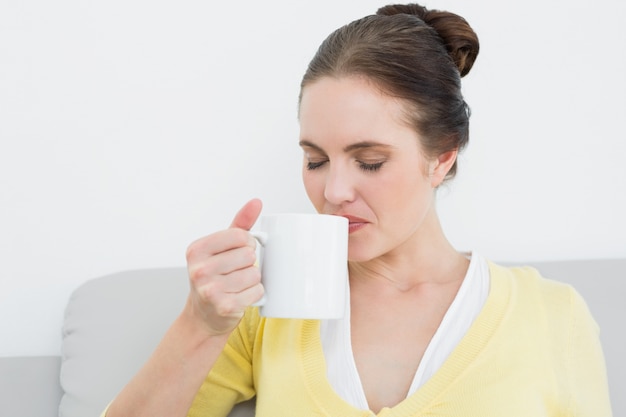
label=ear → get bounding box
[429,149,458,187]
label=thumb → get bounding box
[229,198,263,231]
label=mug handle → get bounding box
[250,231,268,307]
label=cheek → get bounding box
[373,169,431,214]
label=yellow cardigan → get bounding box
[189,262,612,416]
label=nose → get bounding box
[324,163,355,205]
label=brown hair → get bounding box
[299,3,479,181]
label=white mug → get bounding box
[251,213,348,319]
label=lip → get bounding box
[335,214,369,233]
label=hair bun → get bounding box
[377,3,479,77]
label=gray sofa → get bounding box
[1,259,623,416]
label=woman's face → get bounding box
[299,76,451,263]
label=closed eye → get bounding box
[306,160,327,170]
[358,161,384,172]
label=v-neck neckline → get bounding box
[300,262,511,416]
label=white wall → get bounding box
[1,0,625,357]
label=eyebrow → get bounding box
[299,140,393,153]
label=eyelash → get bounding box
[306,161,326,170]
[306,160,384,172]
[360,161,384,172]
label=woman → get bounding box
[104,3,612,416]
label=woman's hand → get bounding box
[184,198,264,337]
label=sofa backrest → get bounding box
[56,260,624,416]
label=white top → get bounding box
[320,253,491,410]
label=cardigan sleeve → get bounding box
[187,307,260,417]
[565,287,613,416]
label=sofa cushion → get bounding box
[0,355,62,417]
[60,268,189,417]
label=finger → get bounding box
[189,245,257,284]
[229,198,263,231]
[204,283,264,322]
[236,280,265,307]
[215,265,262,294]
[194,268,263,310]
[186,228,256,263]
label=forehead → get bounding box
[299,76,417,147]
